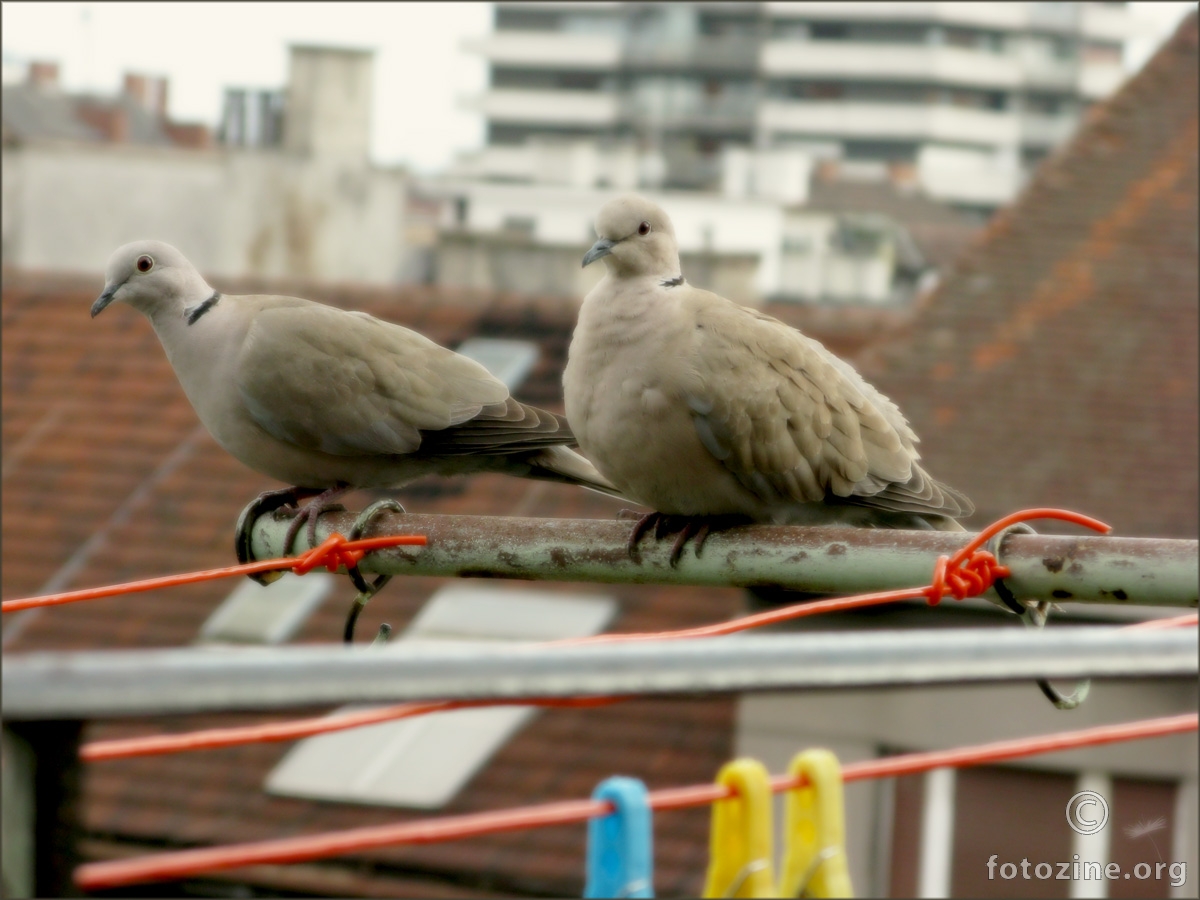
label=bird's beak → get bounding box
[582,238,615,268]
[91,286,117,318]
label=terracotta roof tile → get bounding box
[856,13,1199,539]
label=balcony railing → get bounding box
[622,34,763,73]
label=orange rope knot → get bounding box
[291,533,366,576]
[923,550,1010,606]
[924,507,1111,607]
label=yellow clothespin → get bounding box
[702,759,777,898]
[779,749,854,898]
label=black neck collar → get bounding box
[185,291,221,326]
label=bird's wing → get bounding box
[235,302,567,458]
[682,295,971,519]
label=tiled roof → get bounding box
[856,12,1199,539]
[1,273,741,896]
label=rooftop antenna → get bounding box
[80,4,93,91]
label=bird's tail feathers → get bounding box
[519,445,630,500]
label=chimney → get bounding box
[28,61,59,90]
[123,72,169,118]
[123,73,146,104]
[156,77,169,118]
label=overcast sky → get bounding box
[1,2,1194,174]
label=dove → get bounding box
[564,194,973,564]
[92,240,622,571]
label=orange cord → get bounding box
[81,507,1126,763]
[74,712,1198,891]
[1124,612,1198,630]
[81,695,628,762]
[1,532,427,613]
[81,607,1195,763]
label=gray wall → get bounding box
[1,140,408,284]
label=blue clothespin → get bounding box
[585,776,654,898]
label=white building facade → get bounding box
[464,1,1136,210]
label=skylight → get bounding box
[197,572,334,645]
[264,584,617,808]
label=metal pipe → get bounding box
[248,511,1198,608]
[4,628,1195,719]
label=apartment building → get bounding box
[466,2,1135,210]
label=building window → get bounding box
[1022,147,1049,168]
[889,764,1184,898]
[843,140,918,162]
[808,82,845,100]
[1050,36,1078,60]
[494,7,559,32]
[698,11,760,38]
[1025,93,1065,115]
[770,21,810,41]
[491,68,606,92]
[944,27,1005,51]
[810,21,849,40]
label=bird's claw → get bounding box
[342,498,406,643]
[235,486,320,586]
[627,512,721,568]
[278,485,355,563]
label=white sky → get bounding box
[1,2,1195,174]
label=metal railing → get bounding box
[4,628,1195,719]
[241,511,1197,608]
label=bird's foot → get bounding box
[342,499,406,644]
[235,486,325,586]
[628,512,741,568]
[282,485,357,561]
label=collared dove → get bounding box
[92,240,621,568]
[565,194,973,563]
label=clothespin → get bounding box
[585,776,654,898]
[702,759,776,898]
[779,749,854,898]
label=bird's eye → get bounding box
[136,255,154,273]
[637,221,651,236]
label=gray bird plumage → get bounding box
[93,240,620,499]
[564,194,972,533]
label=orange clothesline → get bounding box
[0,532,427,613]
[77,507,1126,763]
[74,712,1199,891]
